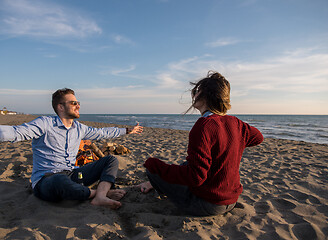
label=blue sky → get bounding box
[0,0,327,114]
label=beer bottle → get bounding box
[78,172,84,185]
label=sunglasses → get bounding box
[60,101,81,106]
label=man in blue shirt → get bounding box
[0,88,143,209]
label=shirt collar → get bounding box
[202,111,213,118]
[54,116,76,129]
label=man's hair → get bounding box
[187,71,231,115]
[52,88,75,114]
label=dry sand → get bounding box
[0,114,327,240]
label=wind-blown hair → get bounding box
[187,71,231,115]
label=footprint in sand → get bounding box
[288,189,321,204]
[283,211,306,224]
[317,205,328,217]
[269,198,297,210]
[292,222,319,240]
[254,201,272,214]
[288,190,309,200]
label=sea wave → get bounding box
[78,114,328,144]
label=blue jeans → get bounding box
[146,170,236,216]
[33,155,118,202]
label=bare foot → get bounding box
[107,189,126,201]
[137,181,153,193]
[91,196,122,209]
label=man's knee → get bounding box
[97,155,119,183]
[101,155,119,169]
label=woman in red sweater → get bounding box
[139,71,263,216]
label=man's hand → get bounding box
[126,123,143,134]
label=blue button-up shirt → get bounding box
[0,116,126,188]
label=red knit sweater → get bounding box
[144,114,263,205]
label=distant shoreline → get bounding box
[23,113,328,116]
[1,114,327,146]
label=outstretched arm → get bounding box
[126,123,143,135]
[0,117,46,142]
[82,122,143,140]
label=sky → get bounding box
[0,0,327,115]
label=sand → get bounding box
[0,114,327,240]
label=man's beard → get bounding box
[64,106,80,119]
[67,112,80,119]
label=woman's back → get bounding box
[187,114,263,205]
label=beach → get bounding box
[0,114,327,240]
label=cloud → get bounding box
[229,51,328,94]
[155,73,184,89]
[76,87,175,100]
[205,38,240,48]
[0,86,185,114]
[0,0,102,39]
[0,89,51,95]
[99,65,136,76]
[98,48,328,98]
[159,49,328,95]
[111,34,135,45]
[1,48,327,114]
[98,64,186,90]
[0,86,169,100]
[36,48,58,58]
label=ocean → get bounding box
[79,114,328,144]
[78,114,328,145]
